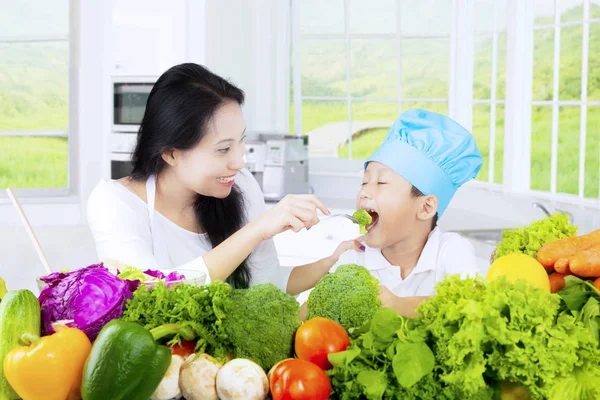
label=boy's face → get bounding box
[356,162,426,248]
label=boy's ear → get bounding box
[417,195,438,221]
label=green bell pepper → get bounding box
[81,320,194,400]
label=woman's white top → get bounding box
[86,169,293,292]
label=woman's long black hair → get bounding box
[131,63,251,289]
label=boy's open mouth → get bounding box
[364,209,379,232]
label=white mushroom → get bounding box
[216,359,269,400]
[150,355,185,400]
[179,353,223,400]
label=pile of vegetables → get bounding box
[5,242,600,400]
[306,264,381,331]
[327,275,600,399]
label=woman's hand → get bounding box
[253,194,330,241]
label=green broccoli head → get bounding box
[221,283,300,370]
[306,264,381,331]
[353,209,372,225]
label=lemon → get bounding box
[486,253,551,292]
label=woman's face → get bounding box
[168,101,247,199]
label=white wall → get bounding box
[205,0,290,135]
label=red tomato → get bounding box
[269,359,331,400]
[169,340,196,358]
[295,317,350,370]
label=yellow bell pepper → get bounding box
[3,324,92,400]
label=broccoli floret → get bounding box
[306,264,381,331]
[220,283,300,371]
[353,209,372,234]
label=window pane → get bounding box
[302,101,348,158]
[350,39,397,98]
[559,25,583,101]
[559,0,583,22]
[0,0,69,38]
[340,102,397,159]
[301,40,346,97]
[0,136,68,189]
[497,33,507,99]
[557,106,580,195]
[349,0,396,34]
[532,29,554,101]
[585,106,600,198]
[472,104,491,182]
[531,106,553,191]
[589,23,600,101]
[0,42,69,131]
[402,102,447,114]
[300,0,345,35]
[592,0,600,18]
[399,0,450,36]
[475,0,507,33]
[534,0,555,25]
[401,39,449,98]
[494,104,505,184]
[473,35,492,100]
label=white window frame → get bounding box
[529,0,600,200]
[291,0,454,172]
[0,0,77,199]
[291,0,600,205]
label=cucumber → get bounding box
[0,289,41,400]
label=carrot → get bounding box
[569,245,600,278]
[554,258,571,274]
[549,272,568,293]
[537,228,600,269]
[594,277,600,292]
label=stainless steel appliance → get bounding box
[246,134,309,201]
[110,76,157,179]
[112,76,156,132]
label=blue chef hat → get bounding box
[365,109,483,217]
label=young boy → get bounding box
[308,109,483,318]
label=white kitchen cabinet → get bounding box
[110,0,188,77]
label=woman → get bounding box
[87,63,342,295]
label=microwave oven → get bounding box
[112,76,157,132]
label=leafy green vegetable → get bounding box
[352,209,372,234]
[495,214,577,259]
[122,280,233,358]
[217,283,300,371]
[327,308,436,400]
[416,275,600,399]
[548,367,600,400]
[306,264,381,331]
[328,275,600,399]
[558,275,600,344]
[393,342,435,388]
[117,266,147,282]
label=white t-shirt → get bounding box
[86,169,293,292]
[334,227,478,297]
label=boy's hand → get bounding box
[331,236,365,262]
[378,285,400,309]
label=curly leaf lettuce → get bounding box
[495,214,577,259]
